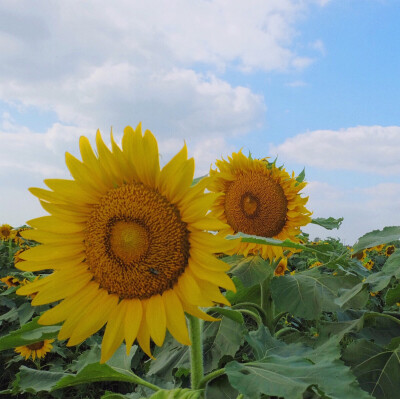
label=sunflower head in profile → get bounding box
[274,258,288,276]
[385,245,395,256]
[14,339,54,361]
[1,276,21,287]
[208,151,312,260]
[16,124,235,363]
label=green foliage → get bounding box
[1,225,400,398]
[311,216,344,230]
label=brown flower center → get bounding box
[27,341,45,350]
[85,183,190,299]
[224,171,288,237]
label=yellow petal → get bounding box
[19,243,84,262]
[20,229,85,245]
[31,269,92,305]
[196,278,231,306]
[189,248,230,271]
[124,299,142,354]
[39,200,89,224]
[15,253,85,272]
[39,282,99,325]
[27,216,85,234]
[146,294,166,347]
[188,261,236,292]
[190,231,236,254]
[58,286,104,341]
[182,302,219,322]
[44,179,98,204]
[136,303,155,359]
[163,290,190,345]
[68,292,118,346]
[176,270,214,307]
[100,301,126,363]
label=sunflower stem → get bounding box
[198,368,226,389]
[260,278,275,333]
[188,314,204,390]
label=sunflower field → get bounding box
[0,125,399,399]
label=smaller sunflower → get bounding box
[309,261,322,269]
[274,258,288,276]
[363,260,374,270]
[385,245,395,256]
[14,249,26,264]
[14,227,30,246]
[208,152,311,260]
[352,249,367,261]
[14,339,54,360]
[0,224,15,241]
[1,276,21,287]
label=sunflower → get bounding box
[274,258,288,276]
[1,276,21,287]
[14,248,26,264]
[385,245,395,256]
[16,124,235,363]
[309,261,322,269]
[363,260,374,270]
[14,339,54,360]
[208,152,311,260]
[14,227,30,246]
[0,224,15,241]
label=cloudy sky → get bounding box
[1,0,399,244]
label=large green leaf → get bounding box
[225,347,371,399]
[0,316,60,351]
[271,269,367,319]
[311,217,344,230]
[203,316,244,373]
[225,255,272,287]
[342,340,400,399]
[226,233,306,250]
[352,226,400,254]
[385,283,400,306]
[145,388,203,399]
[7,345,143,394]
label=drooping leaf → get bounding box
[352,226,400,254]
[207,307,244,324]
[226,343,371,399]
[385,283,400,306]
[271,269,367,319]
[311,217,344,230]
[226,233,306,250]
[342,339,400,399]
[203,316,244,373]
[0,316,60,351]
[145,388,203,399]
[224,255,272,287]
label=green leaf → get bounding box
[342,339,400,399]
[311,217,344,230]
[17,302,35,326]
[207,307,244,324]
[271,269,366,319]
[295,168,306,184]
[145,388,204,399]
[191,175,207,186]
[352,226,400,254]
[148,334,190,379]
[225,350,372,399]
[225,255,272,287]
[205,375,239,399]
[203,316,244,373]
[224,277,261,305]
[0,316,60,351]
[226,233,306,250]
[386,283,400,306]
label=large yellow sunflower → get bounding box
[16,124,235,363]
[15,339,54,360]
[208,151,311,260]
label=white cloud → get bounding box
[270,125,400,176]
[302,181,400,244]
[285,80,307,87]
[0,0,325,136]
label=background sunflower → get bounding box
[208,151,312,260]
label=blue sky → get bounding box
[0,0,399,244]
